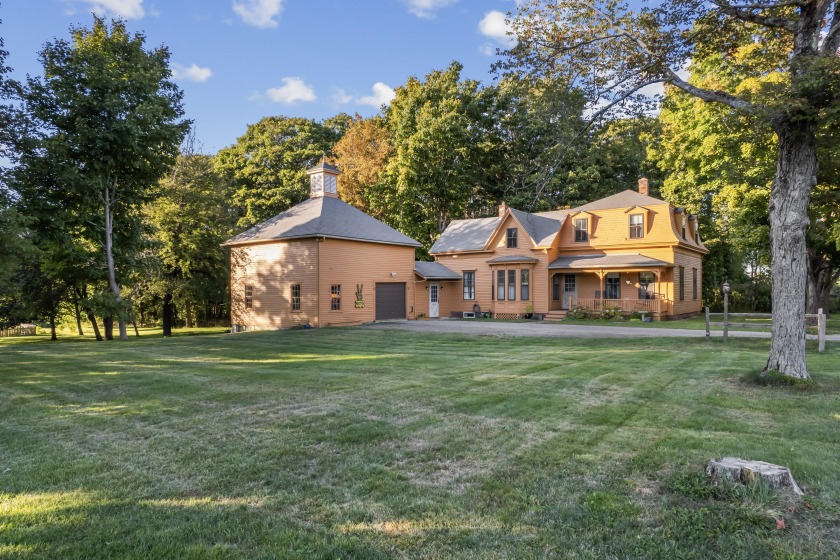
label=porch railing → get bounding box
[573,297,661,314]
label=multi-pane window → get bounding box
[679,267,685,301]
[497,270,505,301]
[291,284,301,311]
[330,284,341,310]
[692,268,698,300]
[629,213,644,239]
[638,272,655,300]
[506,228,518,248]
[520,270,530,300]
[574,218,588,242]
[605,274,620,299]
[245,285,253,309]
[463,271,475,300]
[508,270,516,301]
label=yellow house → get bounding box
[423,179,707,321]
[224,163,422,330]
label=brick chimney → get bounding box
[638,177,649,196]
[499,202,507,217]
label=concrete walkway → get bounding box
[364,319,840,342]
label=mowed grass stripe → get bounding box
[1,328,838,559]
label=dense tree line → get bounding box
[1,5,836,375]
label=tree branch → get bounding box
[664,71,757,112]
[821,1,840,54]
[708,0,798,31]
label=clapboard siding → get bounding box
[318,238,416,326]
[230,240,318,330]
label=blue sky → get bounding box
[2,0,519,153]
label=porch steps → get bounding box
[544,310,568,322]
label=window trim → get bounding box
[245,285,253,309]
[330,284,341,311]
[508,269,516,301]
[520,269,530,301]
[463,271,475,300]
[692,268,698,300]
[605,273,621,300]
[496,270,505,301]
[629,213,644,239]
[574,217,589,243]
[291,284,301,312]
[506,228,518,249]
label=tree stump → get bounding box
[706,457,803,496]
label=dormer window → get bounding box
[574,218,588,242]
[507,228,518,248]
[629,214,643,239]
[682,215,687,240]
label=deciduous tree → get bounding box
[507,0,840,379]
[18,17,189,340]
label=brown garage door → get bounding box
[375,283,406,320]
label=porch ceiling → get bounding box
[548,253,671,269]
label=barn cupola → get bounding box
[306,160,341,198]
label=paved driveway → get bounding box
[364,319,840,341]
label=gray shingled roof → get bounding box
[548,254,671,269]
[429,216,500,253]
[224,196,421,247]
[486,255,539,264]
[414,261,462,280]
[509,208,564,247]
[307,161,340,173]
[572,190,666,212]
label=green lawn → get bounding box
[1,329,839,559]
[561,314,840,335]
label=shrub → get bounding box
[566,305,592,319]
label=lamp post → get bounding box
[722,281,731,342]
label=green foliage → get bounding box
[142,153,236,326]
[215,115,342,229]
[13,16,189,338]
[566,305,592,319]
[380,62,504,248]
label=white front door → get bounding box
[562,274,577,309]
[429,284,439,318]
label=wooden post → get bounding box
[705,307,710,339]
[723,288,729,343]
[818,308,826,353]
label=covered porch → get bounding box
[547,254,672,318]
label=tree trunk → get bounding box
[163,292,173,337]
[104,317,114,340]
[49,314,57,341]
[806,252,839,319]
[763,122,816,379]
[85,307,103,341]
[103,185,128,340]
[133,319,140,337]
[185,299,193,328]
[71,291,84,335]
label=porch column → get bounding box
[597,270,606,309]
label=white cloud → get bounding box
[77,0,145,19]
[331,88,353,105]
[171,63,213,83]
[258,77,316,104]
[357,82,396,108]
[403,0,459,19]
[478,10,515,51]
[233,0,283,29]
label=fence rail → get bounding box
[574,297,661,314]
[705,307,826,352]
[0,325,37,337]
